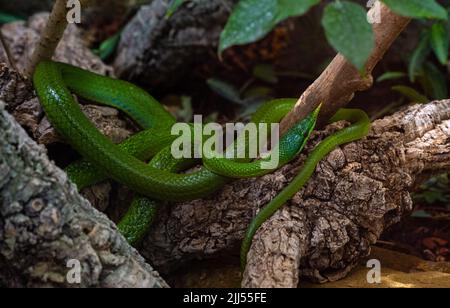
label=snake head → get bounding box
[312,103,322,119]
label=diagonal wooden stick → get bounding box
[279,2,411,134]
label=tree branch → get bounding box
[279,1,411,134]
[0,30,18,72]
[114,0,238,89]
[0,100,168,287]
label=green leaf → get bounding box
[408,31,431,82]
[0,12,24,24]
[419,61,448,100]
[321,1,374,71]
[430,22,449,65]
[207,78,243,104]
[94,31,121,61]
[391,85,429,103]
[166,0,186,18]
[219,0,319,54]
[381,0,448,20]
[376,71,406,82]
[252,64,278,84]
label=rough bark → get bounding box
[0,13,130,145]
[0,101,168,288]
[114,0,237,89]
[140,100,450,288]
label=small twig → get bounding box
[0,28,18,72]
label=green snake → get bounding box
[33,61,371,269]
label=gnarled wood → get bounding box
[140,101,450,288]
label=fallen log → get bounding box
[140,100,450,287]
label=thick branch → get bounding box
[114,0,237,89]
[140,100,450,288]
[280,1,411,134]
[24,0,91,77]
[0,101,168,288]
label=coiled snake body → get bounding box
[33,61,370,269]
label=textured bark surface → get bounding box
[114,0,237,89]
[141,100,450,287]
[0,13,131,145]
[0,101,168,288]
[1,4,448,288]
[0,0,54,15]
